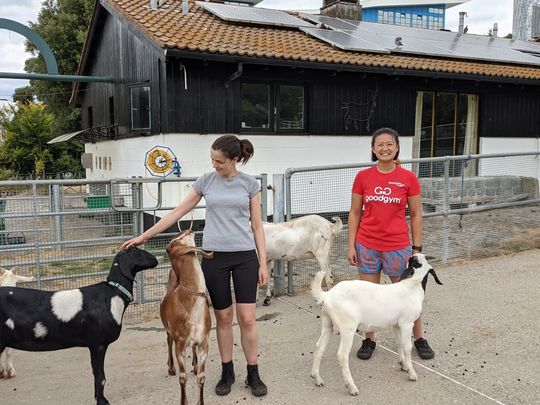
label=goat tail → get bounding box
[330,216,343,235]
[311,271,326,305]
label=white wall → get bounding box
[479,137,540,179]
[83,133,414,217]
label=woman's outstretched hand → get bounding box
[120,235,147,250]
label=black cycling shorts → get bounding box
[201,250,259,310]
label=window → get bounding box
[278,85,304,130]
[130,86,151,130]
[414,91,479,176]
[241,83,271,130]
[241,82,306,132]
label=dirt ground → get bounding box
[2,249,539,405]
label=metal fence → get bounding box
[279,152,540,295]
[0,175,268,323]
[1,152,539,322]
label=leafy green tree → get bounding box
[0,103,82,177]
[22,0,95,134]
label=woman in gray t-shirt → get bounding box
[121,135,268,397]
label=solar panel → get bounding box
[302,13,540,67]
[196,2,313,28]
[300,27,388,53]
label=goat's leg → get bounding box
[3,348,15,378]
[195,339,209,405]
[167,332,176,376]
[191,346,198,375]
[89,345,110,405]
[393,325,405,367]
[0,347,6,378]
[398,324,417,381]
[336,325,359,396]
[316,256,333,290]
[174,339,188,405]
[311,313,333,387]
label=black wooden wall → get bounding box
[78,5,539,141]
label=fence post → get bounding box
[133,181,145,304]
[442,157,450,263]
[51,184,63,245]
[272,174,286,297]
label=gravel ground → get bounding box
[2,249,539,405]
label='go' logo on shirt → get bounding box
[374,187,392,195]
[365,186,402,204]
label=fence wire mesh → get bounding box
[0,176,267,324]
[283,153,540,295]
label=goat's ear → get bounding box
[429,269,443,285]
[197,249,213,259]
[10,266,20,275]
[0,267,5,275]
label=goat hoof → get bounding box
[168,369,176,376]
[263,297,271,306]
[315,381,324,387]
[349,388,359,396]
[409,374,418,381]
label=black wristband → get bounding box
[412,245,422,252]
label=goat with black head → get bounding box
[0,246,158,405]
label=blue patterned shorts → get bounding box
[356,242,412,277]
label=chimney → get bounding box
[458,11,467,33]
[320,0,362,21]
[492,22,498,37]
[182,0,189,14]
[150,0,165,10]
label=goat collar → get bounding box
[107,280,134,302]
[178,283,208,299]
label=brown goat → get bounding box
[161,230,213,405]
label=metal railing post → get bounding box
[442,157,450,263]
[271,174,286,297]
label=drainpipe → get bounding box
[458,12,467,33]
[224,63,243,88]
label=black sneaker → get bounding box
[215,361,235,396]
[414,338,435,359]
[356,338,376,360]
[245,364,268,397]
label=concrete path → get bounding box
[2,249,539,405]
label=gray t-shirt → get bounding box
[193,171,260,252]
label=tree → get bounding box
[0,102,82,177]
[22,0,95,135]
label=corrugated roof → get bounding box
[104,0,540,81]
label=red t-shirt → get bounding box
[352,166,421,251]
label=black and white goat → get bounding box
[0,267,35,378]
[262,215,343,305]
[0,246,158,405]
[310,253,442,395]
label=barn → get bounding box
[62,0,540,215]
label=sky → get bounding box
[0,0,515,105]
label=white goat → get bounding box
[0,267,34,378]
[310,253,442,395]
[262,215,343,305]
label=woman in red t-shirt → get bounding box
[347,127,435,361]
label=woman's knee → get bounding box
[215,307,234,327]
[236,305,256,329]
